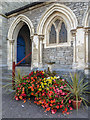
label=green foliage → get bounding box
[64,72,90,111]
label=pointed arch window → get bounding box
[59,22,67,43]
[49,19,67,45]
[49,24,56,44]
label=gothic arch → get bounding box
[8,14,34,40]
[37,3,78,35]
[83,8,90,27]
[37,3,78,48]
[7,14,34,69]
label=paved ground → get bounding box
[1,87,90,120]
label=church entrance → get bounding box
[17,23,32,66]
[17,36,25,63]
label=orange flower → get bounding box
[28,86,31,89]
[33,79,35,82]
[31,81,33,84]
[51,100,55,103]
[32,84,34,87]
[51,100,53,103]
[31,92,34,95]
[62,111,65,114]
[31,77,33,80]
[22,87,25,91]
[19,96,23,100]
[31,88,34,91]
[24,100,26,103]
[22,91,25,94]
[46,107,50,111]
[28,98,30,100]
[34,101,37,103]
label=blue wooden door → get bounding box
[17,36,25,63]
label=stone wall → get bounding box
[42,45,73,69]
[0,1,89,72]
[22,2,89,33]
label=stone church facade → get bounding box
[0,0,90,77]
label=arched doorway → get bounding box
[17,24,32,66]
[7,15,34,69]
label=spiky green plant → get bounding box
[64,72,90,111]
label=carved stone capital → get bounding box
[71,29,76,37]
[84,27,90,34]
[38,35,44,41]
[30,36,34,42]
[9,39,15,44]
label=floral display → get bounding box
[15,70,73,114]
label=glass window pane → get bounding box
[49,24,56,44]
[59,22,67,43]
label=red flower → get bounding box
[21,93,26,97]
[60,105,63,108]
[65,108,67,112]
[17,87,20,90]
[70,107,73,110]
[42,93,45,96]
[56,105,59,109]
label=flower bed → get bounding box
[15,70,73,114]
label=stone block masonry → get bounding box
[42,46,73,69]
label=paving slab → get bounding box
[2,87,90,119]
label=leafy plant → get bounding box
[64,72,89,111]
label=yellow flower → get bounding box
[34,72,36,73]
[51,77,53,79]
[44,83,47,85]
[54,76,57,79]
[46,87,49,90]
[42,85,44,88]
[38,88,42,91]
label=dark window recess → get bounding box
[59,22,67,43]
[49,24,56,44]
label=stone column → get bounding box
[30,36,33,69]
[9,39,15,69]
[76,27,85,69]
[71,29,77,68]
[30,35,39,69]
[84,27,90,77]
[38,35,44,68]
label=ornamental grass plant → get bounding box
[64,72,90,111]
